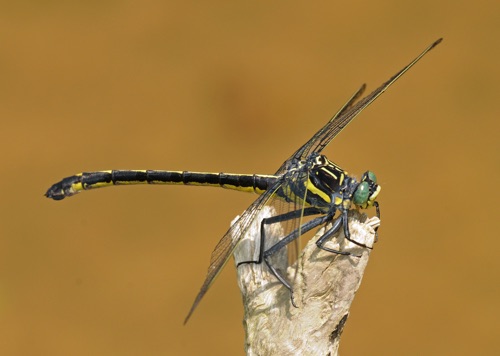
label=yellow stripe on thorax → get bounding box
[306,178,331,204]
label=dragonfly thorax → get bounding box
[309,154,346,196]
[307,155,381,213]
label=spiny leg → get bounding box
[339,209,373,250]
[315,215,353,255]
[236,207,323,267]
[262,214,331,294]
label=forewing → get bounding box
[278,38,442,169]
[185,39,442,323]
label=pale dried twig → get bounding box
[233,208,380,355]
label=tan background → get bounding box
[1,1,498,355]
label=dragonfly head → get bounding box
[352,171,380,209]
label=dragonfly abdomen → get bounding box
[45,170,278,200]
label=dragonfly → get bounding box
[45,38,442,323]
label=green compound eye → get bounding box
[365,171,377,184]
[353,181,370,205]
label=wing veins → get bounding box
[184,38,442,323]
[184,179,283,323]
[289,38,443,161]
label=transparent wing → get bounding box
[277,38,442,173]
[185,167,314,323]
[184,179,283,323]
[185,38,442,322]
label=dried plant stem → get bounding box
[234,209,380,356]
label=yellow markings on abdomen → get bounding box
[45,170,276,200]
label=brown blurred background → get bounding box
[0,1,498,355]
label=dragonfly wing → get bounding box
[185,165,314,323]
[184,180,283,323]
[275,83,366,175]
[185,39,442,323]
[281,38,443,166]
[256,165,320,284]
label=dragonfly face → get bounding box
[352,171,381,209]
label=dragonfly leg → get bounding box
[236,207,322,267]
[315,216,352,256]
[340,209,373,250]
[262,214,331,293]
[373,201,380,242]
